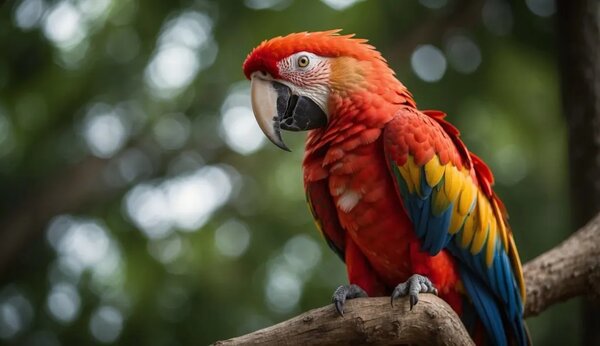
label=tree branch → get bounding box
[216,295,473,346]
[523,211,600,316]
[214,212,600,345]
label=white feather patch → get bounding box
[337,190,361,213]
[332,185,346,196]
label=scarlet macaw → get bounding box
[243,31,529,346]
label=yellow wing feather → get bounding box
[397,165,414,194]
[460,207,477,248]
[485,218,498,267]
[407,156,421,196]
[491,198,509,251]
[443,165,461,201]
[424,155,445,187]
[458,176,476,215]
[470,191,490,254]
[447,167,468,234]
[449,204,467,234]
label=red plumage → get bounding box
[305,105,465,313]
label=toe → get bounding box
[331,284,367,316]
[391,274,438,310]
[334,299,345,316]
[409,294,418,310]
[332,285,347,316]
[390,283,407,307]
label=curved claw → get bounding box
[332,284,368,317]
[391,274,438,310]
[334,299,344,316]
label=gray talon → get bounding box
[391,274,437,310]
[332,284,368,316]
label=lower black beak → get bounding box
[250,76,327,151]
[272,82,328,132]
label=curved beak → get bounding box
[250,74,327,151]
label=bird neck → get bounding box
[306,78,415,151]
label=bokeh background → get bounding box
[0,0,577,345]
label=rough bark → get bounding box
[214,212,600,345]
[558,0,600,344]
[215,295,474,346]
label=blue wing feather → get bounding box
[459,265,508,346]
[416,195,431,238]
[423,202,453,254]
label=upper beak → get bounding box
[250,73,327,151]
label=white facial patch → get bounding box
[337,190,362,213]
[298,83,330,116]
[276,52,331,118]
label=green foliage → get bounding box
[0,0,576,345]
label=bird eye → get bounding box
[297,55,310,68]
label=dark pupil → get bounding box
[300,58,307,65]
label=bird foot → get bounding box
[332,284,368,316]
[391,274,438,310]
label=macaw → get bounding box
[243,30,529,346]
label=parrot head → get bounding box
[243,30,410,151]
